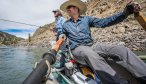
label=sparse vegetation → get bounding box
[0,31,24,45]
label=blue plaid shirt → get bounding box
[55,16,66,35]
[61,12,128,50]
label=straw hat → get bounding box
[60,0,87,15]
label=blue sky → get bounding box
[1,29,34,38]
[2,29,31,33]
[0,0,68,39]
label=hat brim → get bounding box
[60,0,87,15]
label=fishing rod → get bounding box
[0,18,52,29]
[0,18,40,27]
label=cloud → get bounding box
[0,0,67,38]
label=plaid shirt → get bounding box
[55,16,66,35]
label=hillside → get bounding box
[17,23,55,47]
[86,0,146,50]
[0,31,24,46]
[18,0,146,50]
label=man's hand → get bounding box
[51,34,66,51]
[123,1,141,16]
[52,38,64,51]
[59,34,66,41]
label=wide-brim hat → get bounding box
[60,0,87,15]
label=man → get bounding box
[52,9,66,41]
[59,0,146,84]
[52,10,66,69]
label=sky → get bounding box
[0,0,69,39]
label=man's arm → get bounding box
[58,23,67,37]
[88,1,141,28]
[88,12,128,28]
[57,17,67,35]
[61,17,66,26]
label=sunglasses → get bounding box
[66,5,76,9]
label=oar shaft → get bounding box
[135,12,146,31]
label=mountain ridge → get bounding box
[0,31,24,46]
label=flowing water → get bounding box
[0,46,145,84]
[0,46,48,84]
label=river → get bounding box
[0,46,48,84]
[0,46,145,84]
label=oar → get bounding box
[133,0,146,31]
[135,12,146,31]
[22,37,64,84]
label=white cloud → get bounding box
[0,0,67,38]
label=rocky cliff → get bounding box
[18,0,146,50]
[0,31,24,46]
[86,0,146,50]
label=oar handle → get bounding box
[134,12,146,31]
[52,38,65,51]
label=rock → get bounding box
[112,26,125,34]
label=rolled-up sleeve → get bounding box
[59,23,67,36]
[57,17,66,35]
[61,17,66,26]
[88,12,128,28]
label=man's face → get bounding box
[66,5,79,17]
